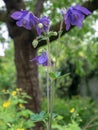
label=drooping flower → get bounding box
[11,10,38,30]
[61,4,91,30]
[36,16,50,35]
[30,52,53,66]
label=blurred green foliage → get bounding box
[0,88,34,130]
[42,96,98,130]
[0,42,16,90]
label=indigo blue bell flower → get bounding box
[11,10,38,30]
[31,52,53,66]
[61,4,91,30]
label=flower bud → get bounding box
[61,8,67,16]
[32,39,38,48]
[53,32,58,36]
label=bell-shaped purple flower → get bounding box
[36,16,50,35]
[31,52,53,66]
[61,4,91,31]
[11,10,38,30]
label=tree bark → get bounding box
[14,31,42,130]
[14,31,41,112]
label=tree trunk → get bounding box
[4,0,42,129]
[14,31,41,112]
[8,15,42,130]
[4,0,41,113]
[13,31,43,130]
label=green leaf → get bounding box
[52,113,58,119]
[30,111,46,122]
[49,72,70,80]
[57,73,70,79]
[49,72,57,79]
[56,72,61,78]
[68,121,81,130]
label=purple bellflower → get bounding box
[31,52,53,66]
[61,4,91,30]
[11,10,38,30]
[11,10,50,35]
[36,16,50,35]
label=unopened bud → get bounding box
[32,39,38,48]
[53,32,58,36]
[61,8,67,16]
[38,23,43,28]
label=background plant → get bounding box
[0,89,34,130]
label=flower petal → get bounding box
[74,4,91,15]
[37,52,48,64]
[36,27,42,35]
[65,11,71,30]
[30,14,38,27]
[70,9,85,28]
[24,22,32,30]
[11,11,23,20]
[16,19,23,27]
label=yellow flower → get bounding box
[3,101,11,108]
[70,108,75,113]
[11,91,17,96]
[17,129,24,130]
[19,103,24,108]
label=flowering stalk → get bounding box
[10,5,91,130]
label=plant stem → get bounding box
[82,116,98,130]
[46,19,63,130]
[46,35,52,130]
[54,19,63,95]
[55,19,63,68]
[46,51,50,130]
